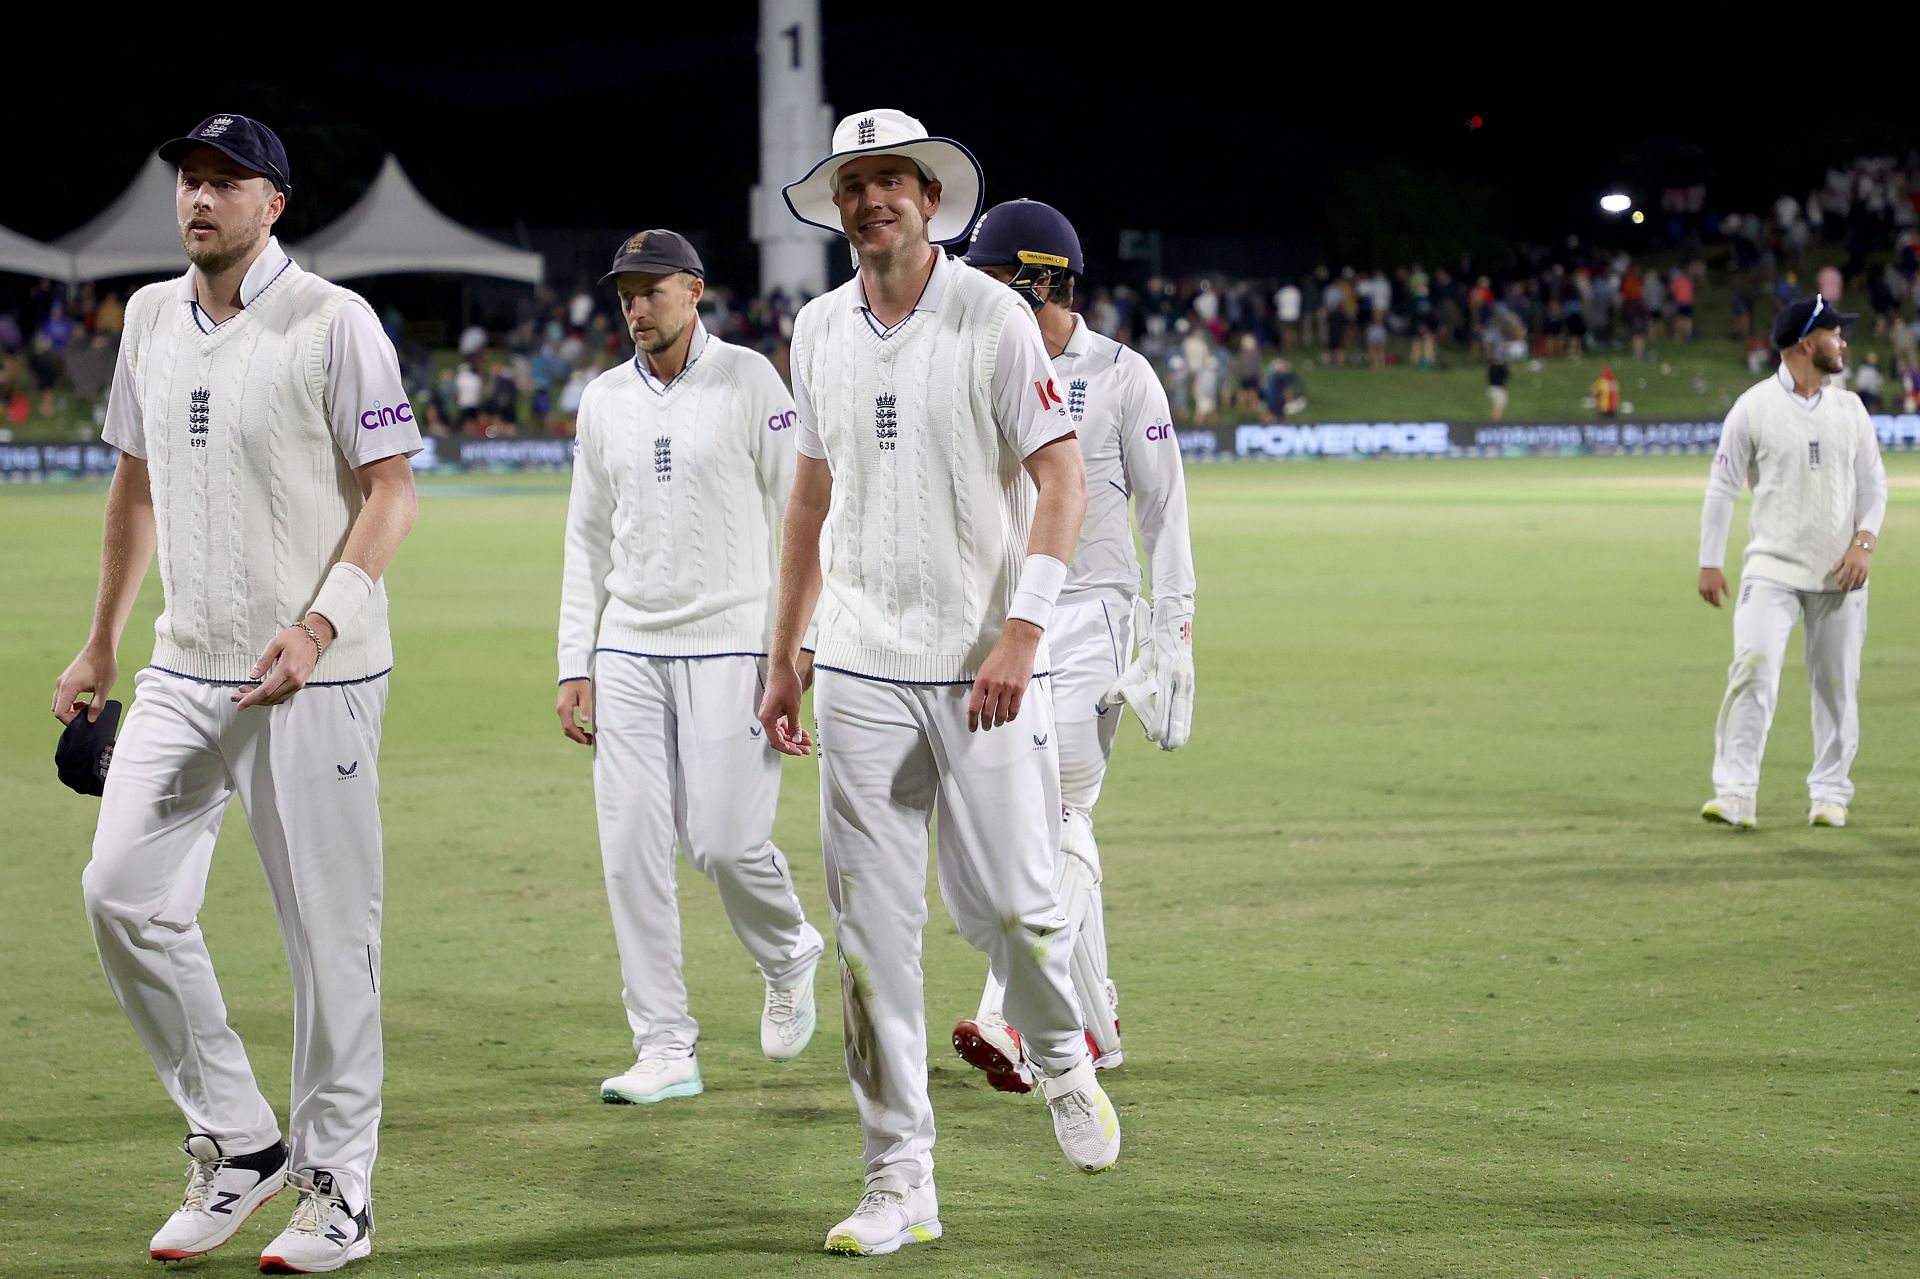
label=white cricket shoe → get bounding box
[1809,801,1849,827]
[601,1055,703,1104]
[1040,1057,1121,1174]
[258,1170,372,1274]
[823,1184,941,1256]
[1701,794,1757,829]
[952,1015,1033,1093]
[148,1133,288,1260]
[762,955,819,1060]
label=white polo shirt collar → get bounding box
[179,237,297,332]
[1059,312,1094,361]
[1775,360,1823,410]
[853,249,954,338]
[633,318,710,395]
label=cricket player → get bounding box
[556,229,824,1104]
[1698,294,1887,829]
[52,115,419,1272]
[950,200,1197,1091]
[760,109,1119,1256]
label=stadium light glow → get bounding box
[1631,210,1646,225]
[1600,193,1632,214]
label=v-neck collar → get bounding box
[179,238,296,335]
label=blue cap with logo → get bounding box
[159,115,291,193]
[1770,293,1856,350]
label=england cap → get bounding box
[1770,293,1857,349]
[55,699,122,798]
[601,229,705,282]
[159,115,292,192]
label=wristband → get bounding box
[308,562,375,639]
[1006,554,1069,631]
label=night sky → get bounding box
[10,18,1915,290]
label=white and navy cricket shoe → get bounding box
[258,1170,372,1273]
[952,1016,1033,1093]
[600,1055,703,1104]
[1039,1057,1121,1174]
[823,1183,942,1256]
[762,954,819,1060]
[149,1132,288,1260]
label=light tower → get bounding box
[752,0,834,298]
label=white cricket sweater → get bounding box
[1052,314,1198,611]
[108,259,403,683]
[791,259,1065,682]
[557,324,799,680]
[1700,367,1888,592]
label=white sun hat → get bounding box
[783,108,985,245]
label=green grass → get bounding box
[3,459,1917,1277]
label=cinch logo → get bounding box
[654,434,672,481]
[202,116,235,138]
[1069,379,1088,422]
[875,393,898,451]
[1145,419,1173,442]
[359,400,414,430]
[1033,379,1063,411]
[768,410,797,432]
[857,117,877,145]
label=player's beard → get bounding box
[1812,346,1846,376]
[181,209,266,277]
[635,316,688,357]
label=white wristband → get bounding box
[1006,554,1069,631]
[308,562,375,638]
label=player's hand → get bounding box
[1698,568,1729,608]
[758,661,812,756]
[1831,546,1871,592]
[797,649,816,694]
[53,643,117,726]
[970,620,1041,732]
[557,679,595,745]
[232,624,322,709]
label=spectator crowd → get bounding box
[6,155,1920,440]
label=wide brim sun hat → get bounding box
[783,107,984,246]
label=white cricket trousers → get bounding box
[814,669,1086,1193]
[1712,577,1869,804]
[82,668,387,1209]
[591,653,821,1060]
[977,598,1127,1021]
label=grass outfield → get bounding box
[2,458,1916,1278]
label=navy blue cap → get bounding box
[965,199,1085,277]
[55,699,121,797]
[601,229,705,283]
[159,115,291,192]
[1770,293,1856,349]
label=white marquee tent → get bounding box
[290,156,544,284]
[0,223,73,279]
[58,157,187,282]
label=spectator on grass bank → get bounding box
[1669,268,1696,341]
[1854,352,1885,411]
[1263,357,1306,419]
[1275,279,1302,350]
[94,291,125,337]
[1487,352,1510,421]
[1231,333,1263,413]
[455,357,484,428]
[1589,367,1621,417]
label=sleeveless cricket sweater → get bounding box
[119,268,394,683]
[1735,378,1870,592]
[792,266,1035,682]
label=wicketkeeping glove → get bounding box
[1099,595,1194,751]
